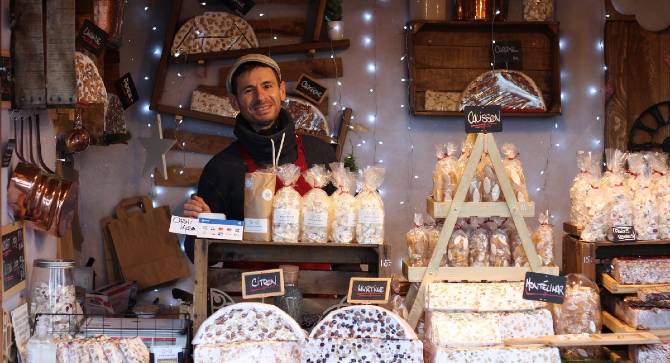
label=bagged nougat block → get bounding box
[432,143,459,202]
[501,143,529,202]
[355,166,385,245]
[301,165,331,243]
[570,151,594,229]
[243,171,275,241]
[329,162,356,243]
[272,164,302,242]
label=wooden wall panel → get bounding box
[605,16,670,150]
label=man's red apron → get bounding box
[237,133,330,275]
[238,134,311,195]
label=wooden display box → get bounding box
[426,197,535,219]
[407,21,561,117]
[601,273,670,295]
[561,234,670,281]
[603,311,670,339]
[192,239,384,332]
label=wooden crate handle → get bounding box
[115,196,154,219]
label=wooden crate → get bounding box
[408,21,561,117]
[561,234,670,281]
[192,239,384,332]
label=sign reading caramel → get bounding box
[464,105,502,133]
[294,73,328,105]
[347,277,391,304]
[241,268,284,299]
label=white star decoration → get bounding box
[139,114,176,180]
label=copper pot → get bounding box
[7,163,77,237]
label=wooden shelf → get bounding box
[169,40,350,64]
[402,260,558,283]
[603,311,670,338]
[414,111,562,118]
[153,104,236,126]
[201,238,383,249]
[408,20,561,117]
[504,332,660,347]
[426,197,535,219]
[601,273,670,295]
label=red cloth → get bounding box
[238,134,311,195]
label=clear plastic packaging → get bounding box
[601,148,626,190]
[487,217,512,267]
[329,163,357,243]
[650,152,670,238]
[468,218,490,267]
[501,144,529,202]
[447,220,469,267]
[477,155,501,202]
[424,216,444,266]
[505,218,529,267]
[523,0,554,21]
[581,163,609,242]
[603,151,634,241]
[627,153,658,240]
[570,151,593,229]
[407,213,428,267]
[301,165,331,243]
[551,274,603,360]
[355,166,385,245]
[459,70,547,112]
[531,211,554,266]
[272,164,303,242]
[468,179,482,202]
[432,143,459,202]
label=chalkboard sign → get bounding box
[347,277,391,304]
[0,53,12,103]
[294,73,328,105]
[1,223,27,297]
[241,269,284,299]
[464,105,502,133]
[610,225,637,242]
[2,140,15,167]
[491,41,523,69]
[78,20,109,55]
[223,0,256,16]
[115,73,139,109]
[523,272,566,304]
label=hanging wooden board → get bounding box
[45,0,76,106]
[219,57,343,84]
[12,0,46,108]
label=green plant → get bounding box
[325,0,342,21]
[343,152,357,172]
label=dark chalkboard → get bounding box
[523,272,566,304]
[78,20,109,55]
[294,73,328,105]
[491,41,522,69]
[347,277,391,304]
[2,223,27,297]
[464,105,502,133]
[241,269,284,299]
[610,225,637,242]
[115,73,139,109]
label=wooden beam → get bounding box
[312,0,327,41]
[152,104,236,126]
[150,0,183,108]
[169,40,350,64]
[335,108,352,160]
[220,57,343,84]
[164,130,234,155]
[247,18,305,37]
[153,166,202,187]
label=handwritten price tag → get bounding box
[169,216,199,236]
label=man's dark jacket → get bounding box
[184,109,336,261]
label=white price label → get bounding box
[274,209,299,224]
[169,216,199,236]
[359,208,383,225]
[244,218,268,233]
[381,259,392,267]
[303,211,328,228]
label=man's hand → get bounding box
[183,195,211,218]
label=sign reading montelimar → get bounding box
[347,277,391,304]
[241,269,284,299]
[610,225,637,242]
[464,105,502,133]
[523,272,567,304]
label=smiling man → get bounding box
[183,54,336,260]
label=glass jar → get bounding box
[522,0,554,21]
[29,259,77,335]
[454,0,508,21]
[551,274,603,360]
[274,265,303,326]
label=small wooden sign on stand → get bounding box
[241,269,285,299]
[347,277,391,304]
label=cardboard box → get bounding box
[85,281,137,315]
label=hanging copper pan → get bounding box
[8,162,42,219]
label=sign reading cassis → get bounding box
[241,269,284,299]
[523,272,566,304]
[294,73,328,105]
[464,105,502,133]
[610,225,637,242]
